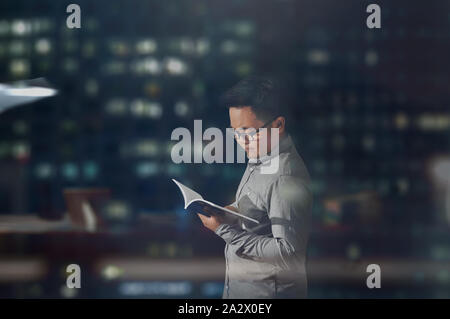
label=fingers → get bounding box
[224,205,238,213]
[203,206,211,213]
[197,213,209,223]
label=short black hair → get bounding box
[220,75,283,122]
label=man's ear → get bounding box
[274,116,285,134]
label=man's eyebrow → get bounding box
[230,125,247,130]
[232,125,257,130]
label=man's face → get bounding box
[229,106,279,159]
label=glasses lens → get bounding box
[232,128,261,141]
[234,130,243,140]
[247,130,257,141]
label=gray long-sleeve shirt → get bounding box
[214,134,313,299]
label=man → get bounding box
[197,76,313,299]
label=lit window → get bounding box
[118,281,192,297]
[165,57,187,75]
[101,265,123,280]
[136,39,157,54]
[35,39,51,55]
[130,100,162,119]
[11,20,30,36]
[202,282,223,297]
[196,39,210,56]
[365,50,378,66]
[179,38,195,55]
[234,21,255,37]
[60,285,79,298]
[221,40,238,55]
[174,101,189,117]
[417,113,450,131]
[147,102,163,119]
[35,163,54,179]
[136,161,159,177]
[12,142,30,160]
[346,244,361,260]
[10,59,30,77]
[130,99,146,117]
[307,49,330,65]
[62,163,79,180]
[83,161,99,180]
[104,200,131,220]
[106,98,127,116]
[134,140,160,157]
[395,113,409,130]
[109,41,129,56]
[235,61,252,76]
[85,79,99,96]
[132,57,161,75]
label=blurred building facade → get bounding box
[0,0,449,298]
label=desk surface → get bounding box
[0,214,74,233]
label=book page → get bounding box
[172,179,203,209]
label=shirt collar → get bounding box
[248,133,293,167]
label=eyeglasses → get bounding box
[233,118,275,142]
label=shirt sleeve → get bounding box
[221,200,240,225]
[229,200,238,210]
[214,175,312,269]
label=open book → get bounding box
[172,179,259,224]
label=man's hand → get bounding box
[197,213,223,232]
[197,205,238,232]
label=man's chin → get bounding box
[246,150,258,159]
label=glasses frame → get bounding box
[233,118,277,142]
